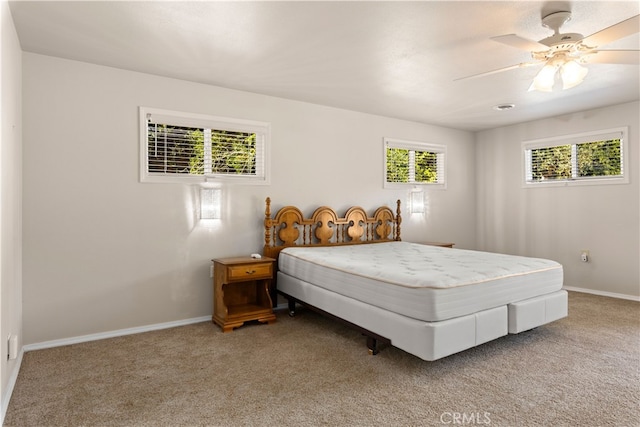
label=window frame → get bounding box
[522,127,629,188]
[383,137,447,190]
[139,107,271,185]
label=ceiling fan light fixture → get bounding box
[560,60,589,90]
[529,63,558,92]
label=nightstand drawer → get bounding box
[227,263,272,281]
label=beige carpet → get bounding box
[4,292,639,426]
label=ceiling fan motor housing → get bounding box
[542,11,572,33]
[539,33,584,48]
[532,11,587,61]
[534,33,586,60]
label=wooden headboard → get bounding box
[263,197,402,260]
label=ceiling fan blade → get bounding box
[581,14,640,47]
[491,34,550,52]
[582,49,640,64]
[454,61,541,81]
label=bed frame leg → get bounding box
[288,299,296,317]
[281,293,389,355]
[366,336,379,355]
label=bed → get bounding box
[263,198,567,361]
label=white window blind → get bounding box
[384,138,446,188]
[140,107,270,184]
[523,128,627,186]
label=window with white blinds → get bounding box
[140,107,270,184]
[384,138,446,189]
[523,127,628,187]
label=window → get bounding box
[384,138,446,189]
[140,107,270,184]
[523,127,628,187]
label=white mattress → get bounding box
[278,242,563,322]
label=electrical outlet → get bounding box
[580,250,589,263]
[210,264,214,278]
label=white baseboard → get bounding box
[275,302,290,311]
[1,348,24,426]
[563,286,640,302]
[23,315,212,353]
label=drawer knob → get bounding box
[246,270,256,275]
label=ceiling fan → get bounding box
[458,11,640,92]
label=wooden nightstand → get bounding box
[212,256,277,332]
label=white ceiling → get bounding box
[8,0,640,131]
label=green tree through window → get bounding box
[148,125,257,177]
[530,145,572,181]
[577,140,621,178]
[525,134,624,184]
[141,107,269,184]
[386,147,410,183]
[386,147,441,184]
[415,150,438,183]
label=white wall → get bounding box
[1,0,23,419]
[22,53,476,345]
[476,101,640,299]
